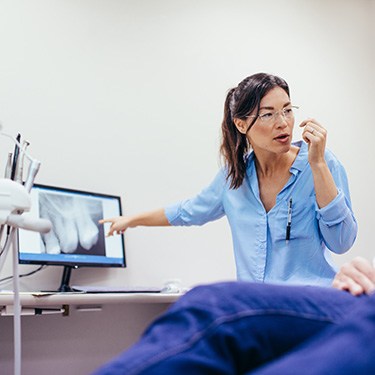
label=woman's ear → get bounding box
[233,118,248,134]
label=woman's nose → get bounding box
[275,114,288,127]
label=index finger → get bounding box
[299,118,324,130]
[98,218,114,224]
[299,118,315,128]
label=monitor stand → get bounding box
[57,266,77,292]
[40,266,80,293]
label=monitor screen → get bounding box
[18,184,126,269]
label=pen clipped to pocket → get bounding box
[285,197,292,243]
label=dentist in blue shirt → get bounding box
[101,73,357,286]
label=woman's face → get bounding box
[246,87,294,156]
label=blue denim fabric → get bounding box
[93,282,368,375]
[252,291,375,375]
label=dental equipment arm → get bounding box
[0,129,41,193]
[0,124,51,375]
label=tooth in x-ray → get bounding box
[39,193,100,254]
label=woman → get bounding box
[100,73,357,286]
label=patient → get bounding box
[93,257,375,374]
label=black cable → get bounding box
[0,231,10,256]
[0,265,46,285]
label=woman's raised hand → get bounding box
[300,118,327,166]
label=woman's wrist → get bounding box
[309,159,327,172]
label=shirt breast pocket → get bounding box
[273,194,317,242]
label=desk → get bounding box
[0,291,181,311]
[0,292,182,374]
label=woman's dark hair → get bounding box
[220,73,290,189]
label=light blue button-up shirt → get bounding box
[165,141,357,286]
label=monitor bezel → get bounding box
[18,183,126,269]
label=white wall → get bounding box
[0,0,374,291]
[0,0,375,292]
[0,0,374,373]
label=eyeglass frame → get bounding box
[246,105,299,125]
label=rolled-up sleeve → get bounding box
[316,157,358,253]
[165,170,226,226]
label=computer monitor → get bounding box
[18,184,126,292]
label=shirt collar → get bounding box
[290,140,309,175]
[245,140,309,175]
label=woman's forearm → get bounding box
[129,208,171,228]
[310,161,338,208]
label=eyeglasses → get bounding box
[247,106,299,124]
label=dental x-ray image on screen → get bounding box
[18,184,126,269]
[39,191,105,255]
